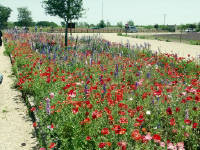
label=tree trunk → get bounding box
[65,21,68,47]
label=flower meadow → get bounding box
[4,32,200,150]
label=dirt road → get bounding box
[0,44,38,150]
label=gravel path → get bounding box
[71,33,200,61]
[0,44,38,150]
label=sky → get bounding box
[0,0,200,26]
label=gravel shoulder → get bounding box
[0,44,38,150]
[70,33,200,61]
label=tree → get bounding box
[187,24,196,29]
[154,24,159,30]
[127,20,134,26]
[98,20,106,28]
[106,21,111,27]
[0,5,12,29]
[17,7,33,27]
[42,0,84,47]
[117,22,123,28]
[36,21,58,27]
[61,21,66,27]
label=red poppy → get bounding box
[192,123,198,128]
[72,107,79,114]
[175,107,180,112]
[49,143,56,149]
[184,119,191,125]
[33,122,37,127]
[118,141,127,150]
[119,117,128,124]
[99,142,106,148]
[166,107,173,115]
[131,129,142,140]
[170,118,176,126]
[152,134,161,142]
[118,110,126,115]
[30,107,36,112]
[86,136,91,141]
[101,128,110,135]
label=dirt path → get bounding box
[71,33,200,61]
[0,44,38,150]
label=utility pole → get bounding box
[102,0,103,21]
[164,14,166,25]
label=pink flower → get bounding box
[40,148,46,150]
[160,142,165,147]
[177,142,184,150]
[50,92,54,99]
[167,143,177,150]
[144,133,152,141]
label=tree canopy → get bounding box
[36,21,58,27]
[127,20,134,26]
[0,5,12,29]
[17,7,33,27]
[42,0,84,46]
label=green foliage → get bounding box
[7,22,14,29]
[154,24,159,30]
[61,21,66,27]
[127,20,134,26]
[42,0,84,46]
[190,40,200,45]
[42,0,84,22]
[0,5,12,29]
[117,32,122,36]
[116,21,123,28]
[97,20,106,28]
[160,25,175,32]
[36,21,58,27]
[106,21,111,27]
[186,24,196,29]
[16,7,33,27]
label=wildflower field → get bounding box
[4,32,200,150]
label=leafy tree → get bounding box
[186,24,196,29]
[37,21,58,27]
[117,22,123,28]
[0,5,12,29]
[61,21,66,27]
[7,22,14,29]
[197,22,200,32]
[127,20,134,26]
[154,24,159,30]
[178,24,187,31]
[42,0,84,47]
[17,7,33,27]
[106,21,111,27]
[98,20,105,28]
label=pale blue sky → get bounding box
[0,0,200,25]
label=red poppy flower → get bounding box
[118,110,126,115]
[101,128,110,135]
[192,123,198,128]
[33,122,37,127]
[184,119,191,125]
[118,141,127,150]
[99,142,106,148]
[86,136,91,141]
[131,129,142,140]
[49,143,56,149]
[166,107,173,115]
[30,107,36,112]
[72,107,79,114]
[119,117,128,124]
[175,107,180,112]
[152,134,161,142]
[170,118,176,126]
